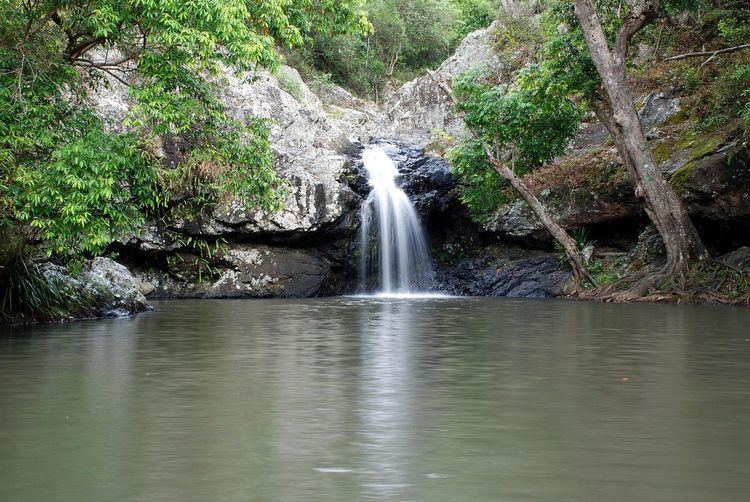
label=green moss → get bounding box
[664,107,690,127]
[662,123,733,192]
[652,141,673,165]
[669,161,700,193]
[586,255,627,287]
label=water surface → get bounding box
[1,298,749,501]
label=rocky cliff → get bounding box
[83,21,748,302]
[375,21,502,147]
[86,61,377,299]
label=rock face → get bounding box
[376,21,501,147]
[85,25,749,302]
[41,258,152,319]
[438,252,574,298]
[349,140,455,217]
[349,139,483,271]
[672,130,750,252]
[87,58,366,239]
[133,245,333,299]
[184,65,362,240]
[88,61,373,299]
[478,113,750,253]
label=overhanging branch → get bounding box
[664,43,750,66]
[614,0,660,62]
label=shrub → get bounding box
[0,226,83,323]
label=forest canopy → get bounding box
[286,0,500,98]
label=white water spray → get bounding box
[359,147,433,293]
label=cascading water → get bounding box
[358,146,433,294]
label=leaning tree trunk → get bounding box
[487,155,595,286]
[573,0,707,290]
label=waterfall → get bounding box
[358,146,433,294]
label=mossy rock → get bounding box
[660,121,740,192]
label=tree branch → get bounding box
[614,0,659,63]
[72,58,132,86]
[66,36,106,61]
[663,43,750,64]
[573,0,617,73]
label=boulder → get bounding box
[640,90,681,132]
[674,133,750,251]
[719,247,750,271]
[40,258,152,319]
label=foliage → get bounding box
[587,255,626,286]
[447,68,582,221]
[0,0,369,322]
[448,0,749,221]
[642,1,750,132]
[555,227,595,269]
[0,63,159,256]
[448,140,512,221]
[164,233,226,284]
[535,0,606,99]
[159,118,282,218]
[288,0,501,98]
[493,0,544,72]
[0,225,88,323]
[452,0,497,43]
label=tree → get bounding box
[451,0,497,43]
[570,0,707,293]
[439,70,595,285]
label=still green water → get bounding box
[1,297,749,501]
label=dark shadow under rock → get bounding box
[438,253,574,298]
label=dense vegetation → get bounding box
[286,0,499,98]
[452,0,750,223]
[1,0,748,320]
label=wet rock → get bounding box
[80,258,152,315]
[353,140,455,215]
[347,139,480,261]
[719,247,750,271]
[438,253,574,298]
[139,281,156,296]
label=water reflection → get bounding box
[1,298,749,501]
[357,301,418,498]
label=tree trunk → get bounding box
[486,155,595,286]
[573,0,707,289]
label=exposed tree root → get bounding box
[579,257,749,306]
